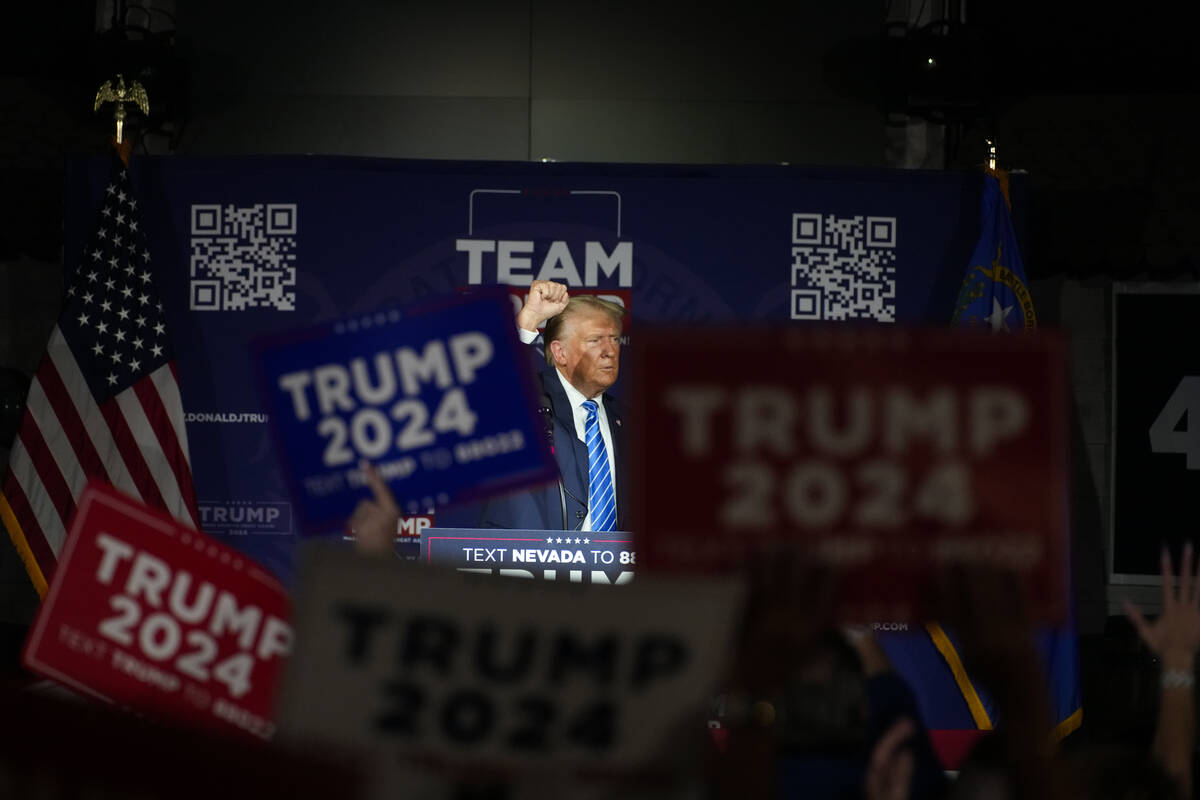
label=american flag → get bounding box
[1,156,199,596]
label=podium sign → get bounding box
[422,528,635,584]
[631,325,1069,621]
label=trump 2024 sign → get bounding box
[631,326,1070,622]
[254,291,556,534]
[22,482,291,740]
[275,549,741,779]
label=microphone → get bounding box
[539,391,588,529]
[537,392,556,455]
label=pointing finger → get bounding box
[361,460,398,512]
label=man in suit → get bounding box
[477,280,626,532]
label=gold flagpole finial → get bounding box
[94,74,150,145]
[984,138,1012,210]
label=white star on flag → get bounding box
[985,297,1014,333]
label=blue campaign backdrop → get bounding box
[63,156,996,577]
[62,155,1069,760]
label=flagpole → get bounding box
[984,139,1011,211]
[113,137,132,168]
[0,140,201,596]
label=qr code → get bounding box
[790,213,896,322]
[189,204,297,311]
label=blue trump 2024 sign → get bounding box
[254,291,556,534]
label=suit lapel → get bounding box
[543,371,589,497]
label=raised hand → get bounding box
[347,461,400,556]
[516,279,569,332]
[1126,545,1200,800]
[1125,542,1200,666]
[864,718,915,800]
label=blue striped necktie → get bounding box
[582,399,616,532]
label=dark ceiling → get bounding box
[4,1,1199,277]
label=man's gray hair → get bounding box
[542,295,625,366]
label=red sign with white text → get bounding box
[631,326,1069,622]
[22,482,291,740]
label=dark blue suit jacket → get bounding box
[477,366,625,531]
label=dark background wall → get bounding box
[2,2,1198,722]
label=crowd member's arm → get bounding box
[944,567,1071,800]
[845,628,947,800]
[711,557,834,800]
[865,718,916,800]
[347,461,399,556]
[1124,542,1200,798]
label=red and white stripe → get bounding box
[2,327,198,584]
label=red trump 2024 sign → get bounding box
[631,326,1069,622]
[23,482,291,739]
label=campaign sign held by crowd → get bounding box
[423,528,636,584]
[631,326,1069,622]
[22,482,292,740]
[254,291,556,535]
[276,548,741,783]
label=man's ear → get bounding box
[549,339,566,366]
